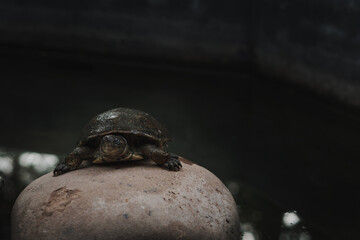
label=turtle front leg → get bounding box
[141,144,182,171]
[53,146,94,176]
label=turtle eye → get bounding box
[114,138,121,144]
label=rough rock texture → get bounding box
[12,158,240,240]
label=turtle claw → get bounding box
[163,156,182,171]
[53,163,71,176]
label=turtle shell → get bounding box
[77,108,170,147]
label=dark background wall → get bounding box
[255,0,360,107]
[0,0,250,69]
[2,0,360,107]
[0,1,360,240]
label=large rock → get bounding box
[12,158,240,240]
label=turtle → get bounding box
[53,107,182,176]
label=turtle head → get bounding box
[100,135,128,159]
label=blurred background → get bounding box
[1,1,360,239]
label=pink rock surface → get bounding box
[12,158,240,240]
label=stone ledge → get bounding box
[12,158,240,240]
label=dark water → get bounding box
[1,54,359,240]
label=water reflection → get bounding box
[0,175,4,192]
[241,223,259,240]
[18,152,59,174]
[0,149,60,240]
[226,181,240,195]
[240,209,312,240]
[0,149,59,186]
[243,232,256,240]
[0,155,13,175]
[282,211,300,228]
[279,211,312,240]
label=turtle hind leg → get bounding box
[141,144,182,171]
[53,146,93,176]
